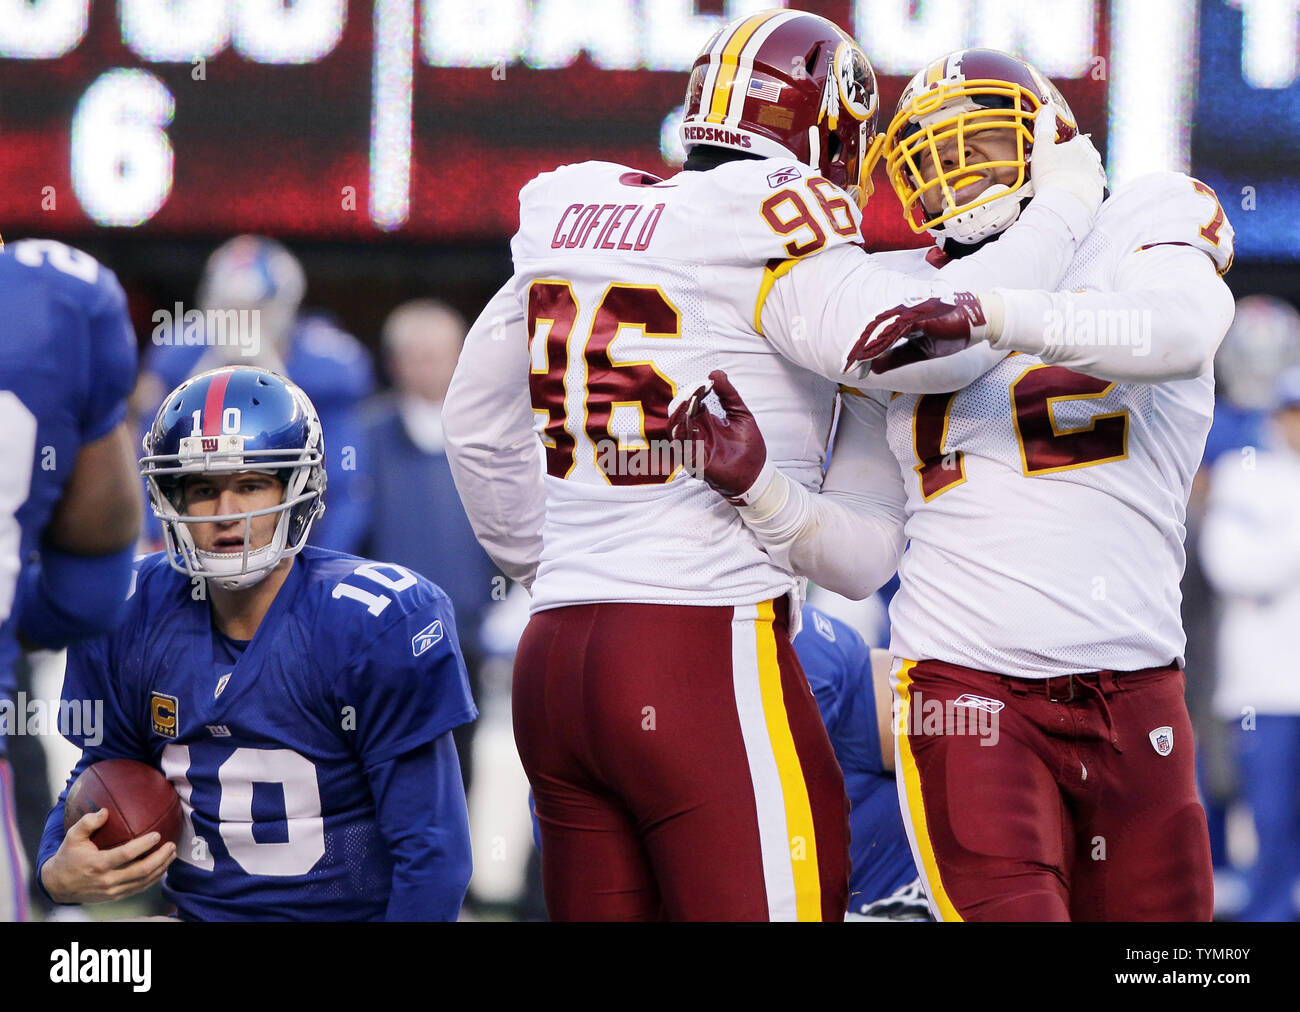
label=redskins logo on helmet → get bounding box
[876,49,1078,244]
[679,9,883,208]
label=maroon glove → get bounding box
[844,292,987,373]
[666,369,767,503]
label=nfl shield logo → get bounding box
[1149,726,1174,756]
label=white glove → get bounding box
[1028,103,1106,219]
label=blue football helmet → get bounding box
[141,366,326,589]
[197,235,305,357]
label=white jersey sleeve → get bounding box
[443,278,545,589]
[989,172,1237,381]
[759,186,1094,391]
[731,389,906,599]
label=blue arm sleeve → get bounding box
[35,629,146,903]
[16,543,135,649]
[364,734,472,922]
[78,265,138,444]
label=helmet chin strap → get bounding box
[191,510,292,591]
[928,182,1028,244]
[195,544,280,591]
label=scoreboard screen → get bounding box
[0,1,1292,260]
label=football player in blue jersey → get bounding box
[0,239,142,921]
[794,605,931,920]
[36,366,476,920]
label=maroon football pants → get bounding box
[893,659,1212,922]
[513,599,849,921]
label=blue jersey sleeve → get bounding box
[364,733,472,921]
[36,630,150,897]
[60,631,148,757]
[794,608,884,777]
[76,265,139,444]
[331,583,477,769]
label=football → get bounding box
[63,759,183,854]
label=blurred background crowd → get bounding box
[1,0,1297,920]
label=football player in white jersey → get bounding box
[444,14,1106,921]
[680,48,1234,921]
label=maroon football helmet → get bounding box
[679,9,882,207]
[878,48,1078,243]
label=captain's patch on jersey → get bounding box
[150,692,179,739]
[411,620,444,657]
[1149,725,1174,756]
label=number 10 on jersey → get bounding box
[527,280,683,485]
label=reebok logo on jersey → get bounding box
[1149,726,1174,756]
[150,692,178,739]
[215,673,232,699]
[411,620,444,657]
[952,694,1005,714]
[766,165,801,188]
[812,610,836,643]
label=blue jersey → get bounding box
[794,605,918,911]
[39,547,476,920]
[0,240,137,738]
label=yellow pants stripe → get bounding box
[894,659,964,922]
[754,599,821,921]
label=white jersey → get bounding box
[511,158,855,613]
[445,156,1094,616]
[874,172,1235,677]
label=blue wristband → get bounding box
[17,544,135,649]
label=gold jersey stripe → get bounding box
[753,257,801,335]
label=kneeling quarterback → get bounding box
[38,366,476,920]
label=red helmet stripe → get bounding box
[202,370,233,436]
[704,10,782,124]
